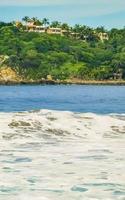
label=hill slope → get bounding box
[0,25,125,83]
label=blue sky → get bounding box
[0,0,125,29]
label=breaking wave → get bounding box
[0,109,125,200]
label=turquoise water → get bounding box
[0,85,125,113]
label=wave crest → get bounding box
[0,109,125,141]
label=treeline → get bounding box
[0,19,125,81]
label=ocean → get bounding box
[0,85,125,200]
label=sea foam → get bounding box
[0,110,125,200]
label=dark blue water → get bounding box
[0,85,125,113]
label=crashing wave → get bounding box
[0,110,125,200]
[1,109,125,141]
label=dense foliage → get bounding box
[0,21,125,81]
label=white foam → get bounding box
[0,110,125,200]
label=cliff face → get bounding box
[0,55,21,82]
[0,67,20,82]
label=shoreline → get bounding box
[1,79,125,85]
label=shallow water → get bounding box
[0,109,125,200]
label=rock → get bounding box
[47,74,53,81]
[0,67,20,82]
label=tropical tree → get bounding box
[50,21,61,28]
[42,18,49,27]
[96,26,106,33]
[61,23,70,30]
[31,17,42,25]
[73,24,81,33]
[22,16,31,23]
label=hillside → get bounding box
[0,22,125,83]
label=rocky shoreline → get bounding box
[1,79,125,85]
[0,66,125,86]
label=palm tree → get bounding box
[61,23,70,30]
[42,18,49,27]
[71,24,81,39]
[96,26,106,33]
[79,25,88,40]
[73,24,81,33]
[85,27,98,42]
[31,17,42,26]
[31,17,37,23]
[61,23,71,37]
[22,16,31,24]
[50,21,61,28]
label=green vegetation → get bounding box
[0,19,125,82]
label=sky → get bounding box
[0,0,125,29]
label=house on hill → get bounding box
[15,21,109,42]
[25,23,67,36]
[98,32,109,42]
[47,27,62,35]
[25,22,63,35]
[26,21,47,33]
[34,26,47,33]
[26,21,36,31]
